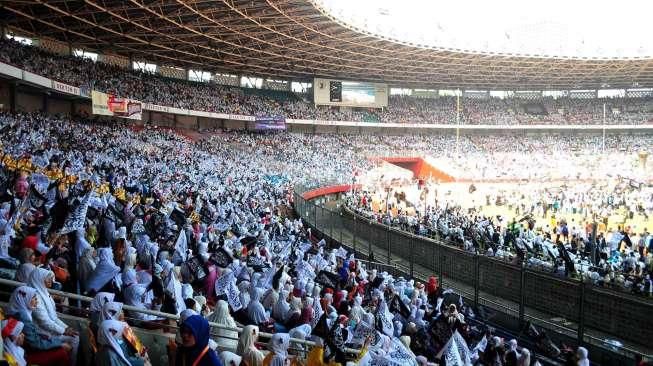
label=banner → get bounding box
[80,83,92,98]
[91,90,142,120]
[143,103,170,113]
[52,81,80,96]
[255,116,286,131]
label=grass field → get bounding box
[368,181,653,239]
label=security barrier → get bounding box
[292,188,653,360]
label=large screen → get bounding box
[329,81,342,102]
[254,116,286,131]
[314,78,388,108]
[342,82,376,105]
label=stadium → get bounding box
[0,0,651,365]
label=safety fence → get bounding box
[0,277,361,366]
[293,189,653,362]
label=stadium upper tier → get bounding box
[2,0,653,90]
[1,38,653,126]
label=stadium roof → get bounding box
[2,0,653,90]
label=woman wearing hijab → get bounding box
[247,288,271,327]
[90,292,116,334]
[86,247,121,294]
[102,302,125,322]
[14,248,36,283]
[262,333,290,366]
[505,339,520,366]
[285,297,303,330]
[236,325,264,366]
[2,318,26,366]
[122,265,159,323]
[288,324,312,357]
[300,297,314,326]
[261,287,279,312]
[232,281,252,325]
[576,347,589,366]
[174,315,222,366]
[6,286,72,366]
[96,320,145,366]
[518,348,531,366]
[78,246,97,293]
[27,267,80,364]
[161,260,186,315]
[207,300,238,351]
[271,290,290,330]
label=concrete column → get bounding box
[9,82,16,113]
[42,92,48,114]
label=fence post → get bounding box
[439,250,445,288]
[313,202,317,227]
[386,226,391,265]
[368,220,373,259]
[409,237,414,278]
[519,265,525,327]
[352,215,357,256]
[339,212,343,244]
[433,244,438,285]
[329,209,334,239]
[474,255,480,309]
[578,280,586,346]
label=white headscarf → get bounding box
[577,347,589,366]
[124,246,137,270]
[78,246,96,288]
[247,287,268,325]
[268,333,290,366]
[27,268,58,321]
[207,300,238,350]
[238,281,251,309]
[272,290,290,323]
[101,301,123,321]
[288,324,311,354]
[518,348,531,366]
[86,247,120,292]
[237,325,264,366]
[2,319,26,366]
[97,320,131,366]
[91,292,116,313]
[8,286,37,321]
[208,300,237,328]
[74,229,92,261]
[15,263,36,283]
[220,351,242,366]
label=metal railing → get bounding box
[293,190,653,362]
[0,278,362,360]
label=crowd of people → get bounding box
[0,111,608,366]
[1,37,653,126]
[344,132,653,296]
[2,33,652,360]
